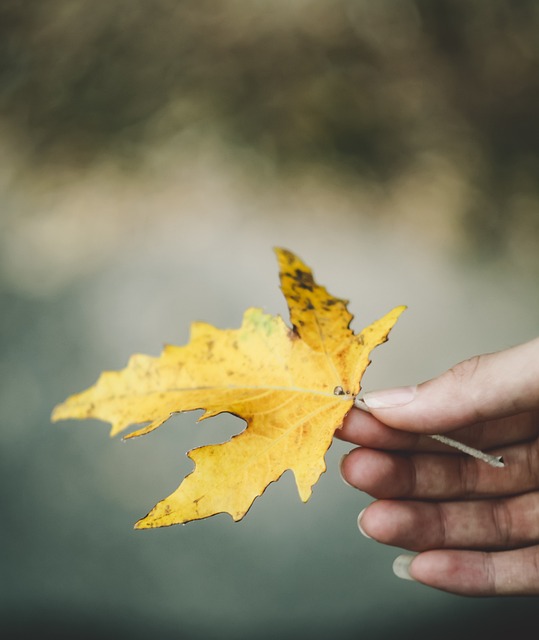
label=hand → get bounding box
[338,337,539,596]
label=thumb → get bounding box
[362,337,539,433]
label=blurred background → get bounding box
[1,1,539,638]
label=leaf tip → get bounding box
[50,400,72,423]
[133,518,151,530]
[273,246,297,267]
[134,506,166,529]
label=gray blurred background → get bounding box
[1,1,539,638]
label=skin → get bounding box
[337,337,539,596]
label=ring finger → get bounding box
[359,492,539,552]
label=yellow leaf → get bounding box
[52,248,405,528]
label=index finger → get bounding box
[337,406,539,453]
[362,337,539,433]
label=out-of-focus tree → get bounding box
[1,0,538,262]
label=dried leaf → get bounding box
[52,248,405,527]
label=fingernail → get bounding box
[354,397,371,412]
[339,454,354,488]
[392,554,416,581]
[357,508,371,539]
[363,386,417,409]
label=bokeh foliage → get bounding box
[1,0,539,262]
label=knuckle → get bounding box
[491,499,512,547]
[446,354,486,422]
[458,455,478,496]
[447,354,483,386]
[482,552,499,594]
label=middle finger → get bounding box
[341,439,539,500]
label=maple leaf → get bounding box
[52,249,405,528]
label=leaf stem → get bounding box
[353,396,505,468]
[428,434,505,468]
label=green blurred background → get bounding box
[1,1,539,638]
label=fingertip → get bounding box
[357,508,372,539]
[339,405,375,438]
[338,407,420,449]
[393,555,417,582]
[339,453,355,488]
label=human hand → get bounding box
[338,337,539,596]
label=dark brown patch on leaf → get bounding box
[294,268,315,292]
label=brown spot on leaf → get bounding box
[294,268,315,291]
